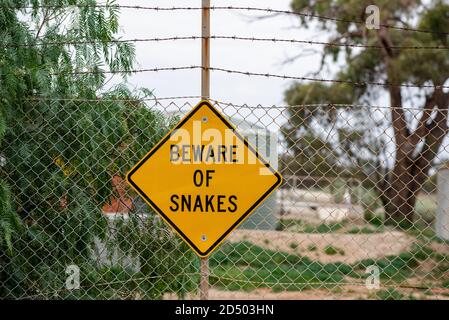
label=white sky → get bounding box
[110,1,449,164]
[113,0,329,129]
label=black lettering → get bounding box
[169,195,179,211]
[193,170,203,187]
[182,145,191,162]
[205,195,215,212]
[228,195,237,212]
[232,145,238,163]
[170,194,238,213]
[170,145,180,162]
[181,195,191,211]
[192,145,203,162]
[205,145,215,163]
[193,196,204,212]
[217,195,226,213]
[205,170,215,187]
[170,145,241,163]
[219,145,227,162]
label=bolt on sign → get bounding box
[126,100,282,257]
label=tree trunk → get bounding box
[384,159,419,227]
[383,89,449,227]
[382,41,417,226]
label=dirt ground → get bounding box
[227,229,415,264]
[430,242,449,255]
[209,287,449,300]
[165,286,449,300]
[163,228,449,300]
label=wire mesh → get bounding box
[2,98,449,300]
[1,0,449,301]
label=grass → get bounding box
[280,218,385,235]
[323,246,337,255]
[289,242,299,250]
[375,288,405,300]
[277,219,347,234]
[347,226,383,234]
[209,242,432,292]
[363,209,384,227]
[361,192,438,240]
[210,242,351,292]
[443,279,449,288]
[415,194,437,224]
[352,245,433,282]
[324,245,345,256]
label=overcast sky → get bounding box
[64,1,443,165]
[112,0,331,129]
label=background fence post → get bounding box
[200,0,210,301]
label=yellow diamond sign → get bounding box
[126,100,282,257]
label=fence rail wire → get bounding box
[49,65,449,89]
[23,96,447,112]
[3,2,449,302]
[9,35,449,50]
[3,98,449,300]
[15,4,449,36]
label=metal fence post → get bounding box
[200,0,210,301]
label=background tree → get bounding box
[285,0,449,226]
[0,0,197,298]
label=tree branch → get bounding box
[409,89,441,148]
[35,8,50,39]
[414,90,449,185]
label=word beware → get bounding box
[170,144,239,164]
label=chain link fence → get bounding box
[1,0,449,301]
[1,97,449,300]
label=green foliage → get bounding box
[284,0,449,223]
[282,81,387,179]
[347,226,382,234]
[353,246,432,282]
[289,0,448,90]
[210,242,348,291]
[0,180,22,253]
[281,83,354,176]
[0,1,196,299]
[443,279,449,288]
[289,242,299,250]
[210,242,431,292]
[323,245,344,256]
[277,218,346,234]
[364,210,384,227]
[82,215,198,300]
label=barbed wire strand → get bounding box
[23,96,444,112]
[15,5,449,36]
[208,99,439,112]
[7,35,449,50]
[47,65,449,89]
